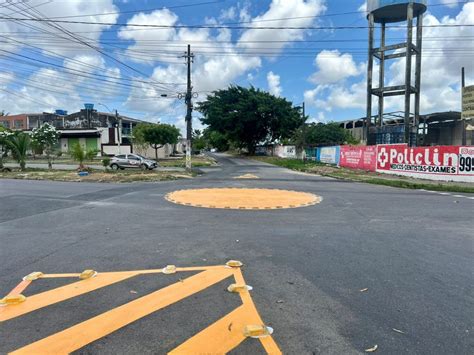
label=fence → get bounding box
[312,144,474,183]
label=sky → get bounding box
[0,0,473,133]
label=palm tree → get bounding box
[6,133,30,171]
[70,143,86,170]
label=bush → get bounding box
[102,157,111,169]
[85,148,99,161]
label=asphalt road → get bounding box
[1,154,472,354]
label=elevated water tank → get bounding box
[367,0,427,23]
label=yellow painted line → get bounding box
[0,272,138,322]
[233,269,282,354]
[41,273,81,278]
[6,280,31,296]
[169,304,250,354]
[10,268,234,355]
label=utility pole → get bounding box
[115,109,121,154]
[462,67,467,145]
[183,44,194,171]
[302,102,306,162]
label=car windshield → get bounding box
[135,154,147,159]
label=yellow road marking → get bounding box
[3,265,281,354]
[10,268,233,355]
[0,272,137,322]
[165,187,321,210]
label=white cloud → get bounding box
[309,50,361,85]
[305,3,474,116]
[267,71,282,97]
[0,0,119,57]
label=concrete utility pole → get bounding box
[462,67,466,145]
[115,109,121,154]
[183,44,194,171]
[301,102,306,161]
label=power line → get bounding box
[1,15,472,30]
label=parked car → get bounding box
[109,154,158,170]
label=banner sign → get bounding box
[376,145,474,182]
[340,146,377,171]
[462,85,474,120]
[319,146,340,165]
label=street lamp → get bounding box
[98,103,121,154]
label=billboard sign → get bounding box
[340,145,377,171]
[376,145,474,182]
[462,85,474,120]
[319,146,340,165]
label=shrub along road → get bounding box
[0,154,472,354]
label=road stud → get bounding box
[0,294,26,306]
[79,269,97,280]
[243,324,274,338]
[227,284,253,293]
[226,260,243,268]
[162,265,177,274]
[23,271,43,281]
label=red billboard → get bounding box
[376,145,474,181]
[339,146,377,171]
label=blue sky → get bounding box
[0,0,473,132]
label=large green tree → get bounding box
[133,123,180,160]
[198,86,304,154]
[293,122,359,147]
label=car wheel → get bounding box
[140,164,148,171]
[110,164,119,171]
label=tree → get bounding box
[192,129,207,151]
[294,122,359,146]
[0,127,13,170]
[198,86,304,155]
[133,123,180,160]
[30,123,60,169]
[70,143,86,170]
[203,129,229,152]
[6,132,30,171]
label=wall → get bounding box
[274,145,297,158]
[319,146,340,165]
[376,145,474,182]
[134,144,173,159]
[340,145,377,171]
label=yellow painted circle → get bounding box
[165,188,321,210]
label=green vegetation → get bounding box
[254,156,474,194]
[70,143,86,170]
[0,168,193,183]
[133,123,180,160]
[30,123,60,169]
[198,85,303,154]
[292,122,359,147]
[5,132,30,171]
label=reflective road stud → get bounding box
[1,263,281,354]
[0,294,26,306]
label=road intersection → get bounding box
[1,154,472,354]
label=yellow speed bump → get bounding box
[227,284,253,293]
[165,188,321,210]
[162,265,177,274]
[226,260,243,268]
[0,294,26,306]
[79,270,97,280]
[243,324,274,338]
[23,272,43,281]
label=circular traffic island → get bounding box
[165,188,321,210]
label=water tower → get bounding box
[366,0,427,145]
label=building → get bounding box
[339,111,473,146]
[1,108,182,158]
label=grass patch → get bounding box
[252,156,474,194]
[0,168,193,183]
